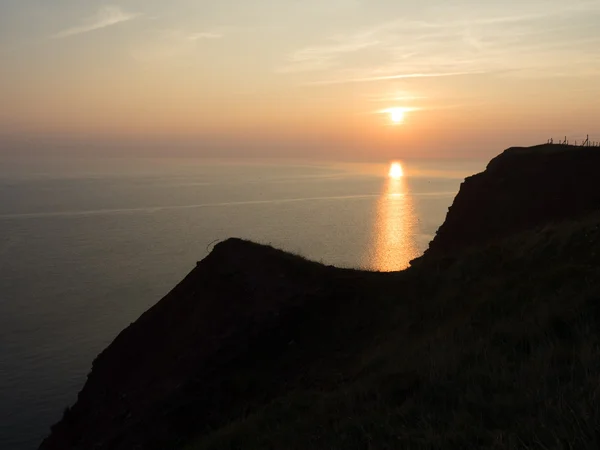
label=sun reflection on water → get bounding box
[369,170,420,272]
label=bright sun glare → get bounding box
[390,108,405,123]
[389,162,404,179]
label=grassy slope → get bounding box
[186,215,600,450]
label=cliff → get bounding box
[40,240,393,450]
[40,144,600,450]
[419,143,600,260]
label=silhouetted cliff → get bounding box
[39,240,390,450]
[419,143,600,260]
[40,144,600,450]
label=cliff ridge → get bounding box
[40,143,600,450]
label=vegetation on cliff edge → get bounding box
[186,215,600,449]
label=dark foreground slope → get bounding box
[41,144,600,450]
[40,241,399,450]
[186,218,600,450]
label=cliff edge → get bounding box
[40,144,600,450]
[39,240,388,450]
[419,143,600,260]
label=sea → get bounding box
[0,155,486,450]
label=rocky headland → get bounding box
[41,144,600,450]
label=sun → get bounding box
[389,162,404,179]
[389,108,405,123]
[378,107,412,125]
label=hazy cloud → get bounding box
[306,71,486,86]
[188,32,223,40]
[129,29,223,62]
[278,35,380,73]
[279,1,600,85]
[53,5,140,38]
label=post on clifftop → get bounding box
[583,135,589,147]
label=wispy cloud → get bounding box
[305,71,485,86]
[53,5,140,39]
[129,29,224,63]
[367,93,429,102]
[279,1,600,84]
[278,35,380,73]
[188,32,223,40]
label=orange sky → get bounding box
[1,1,600,160]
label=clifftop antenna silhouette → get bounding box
[547,134,599,147]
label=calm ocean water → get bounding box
[0,156,485,449]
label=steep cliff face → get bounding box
[39,144,600,450]
[39,239,389,450]
[420,144,600,260]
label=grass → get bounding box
[183,214,600,450]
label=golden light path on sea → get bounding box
[370,162,420,271]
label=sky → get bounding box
[1,0,599,160]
